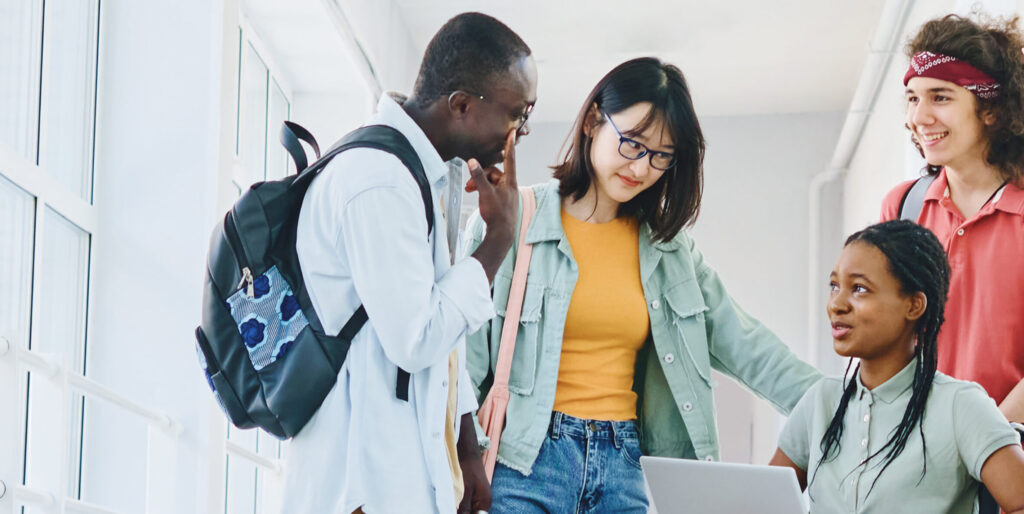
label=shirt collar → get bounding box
[855,359,917,404]
[368,92,449,185]
[931,168,1024,217]
[992,181,1024,217]
[524,180,565,244]
[923,169,948,203]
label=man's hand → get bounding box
[457,413,491,514]
[469,130,519,283]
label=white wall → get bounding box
[339,0,418,94]
[694,111,845,463]
[287,0,421,166]
[84,1,226,512]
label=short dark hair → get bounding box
[552,57,705,243]
[411,12,531,104]
[907,13,1024,184]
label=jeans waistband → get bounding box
[549,411,638,448]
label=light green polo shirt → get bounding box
[779,359,1019,514]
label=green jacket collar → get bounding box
[524,180,683,252]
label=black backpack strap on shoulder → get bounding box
[292,124,434,235]
[286,123,434,402]
[281,121,322,173]
[899,174,937,222]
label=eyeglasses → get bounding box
[448,90,533,132]
[600,109,676,171]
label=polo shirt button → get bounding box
[957,228,965,236]
[861,438,867,446]
[682,402,693,412]
[863,414,870,422]
[664,353,675,364]
[651,300,661,310]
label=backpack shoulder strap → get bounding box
[282,122,435,403]
[281,121,321,172]
[294,124,434,235]
[898,174,937,222]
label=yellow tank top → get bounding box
[553,209,649,421]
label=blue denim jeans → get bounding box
[491,412,649,513]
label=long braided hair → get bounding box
[811,220,951,497]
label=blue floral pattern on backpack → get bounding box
[252,274,271,299]
[226,266,309,371]
[239,318,266,348]
[280,294,300,322]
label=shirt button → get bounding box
[441,380,448,388]
[861,438,868,447]
[651,300,661,310]
[704,456,713,462]
[664,353,675,364]
[957,228,965,236]
[682,402,693,412]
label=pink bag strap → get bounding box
[493,187,537,387]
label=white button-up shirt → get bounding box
[284,93,495,514]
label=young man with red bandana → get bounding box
[880,15,1024,424]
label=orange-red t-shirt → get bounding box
[881,169,1024,403]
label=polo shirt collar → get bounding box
[923,169,948,204]
[369,92,448,186]
[992,181,1024,217]
[856,358,916,404]
[932,168,1024,217]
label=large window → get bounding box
[221,20,293,514]
[0,0,100,511]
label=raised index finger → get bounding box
[502,129,517,188]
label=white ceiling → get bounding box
[244,0,888,122]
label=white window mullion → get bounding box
[0,146,97,236]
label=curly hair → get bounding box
[906,13,1024,184]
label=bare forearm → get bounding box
[471,227,513,284]
[457,412,482,460]
[999,378,1024,423]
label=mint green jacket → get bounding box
[464,180,821,475]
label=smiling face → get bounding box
[905,76,992,171]
[827,242,925,365]
[587,102,674,206]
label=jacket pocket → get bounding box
[493,276,544,396]
[662,282,712,386]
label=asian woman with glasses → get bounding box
[463,57,822,512]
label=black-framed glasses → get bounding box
[600,109,676,171]
[448,90,533,131]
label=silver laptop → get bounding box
[641,456,806,514]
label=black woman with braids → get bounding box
[770,220,1024,513]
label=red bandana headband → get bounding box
[904,51,1001,99]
